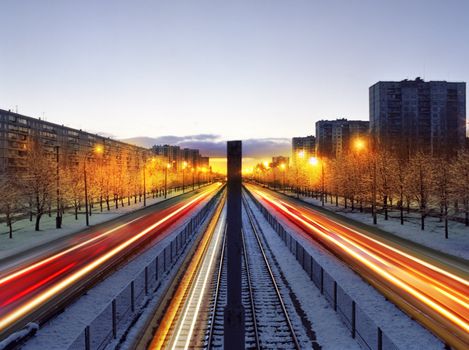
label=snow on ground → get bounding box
[0,190,185,261]
[0,323,38,350]
[21,196,211,350]
[243,202,360,350]
[285,190,469,260]
[247,194,444,350]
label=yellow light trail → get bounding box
[173,211,225,349]
[148,196,225,349]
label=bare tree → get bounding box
[407,152,433,230]
[22,140,55,231]
[395,159,411,225]
[0,177,23,238]
[376,149,397,220]
[63,163,84,220]
[433,157,452,238]
[451,150,469,227]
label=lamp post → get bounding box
[321,161,325,206]
[309,156,325,206]
[143,155,147,207]
[191,167,195,191]
[273,167,277,189]
[296,150,305,198]
[84,145,103,226]
[55,145,62,228]
[353,137,372,220]
[182,161,187,193]
[164,162,171,198]
[280,163,286,193]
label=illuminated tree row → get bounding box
[249,145,469,238]
[0,141,212,234]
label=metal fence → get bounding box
[68,190,222,350]
[248,191,399,350]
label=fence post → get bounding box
[85,326,91,350]
[170,240,174,263]
[163,248,167,272]
[310,256,314,280]
[131,281,135,312]
[378,327,383,350]
[145,266,148,295]
[333,281,337,311]
[155,256,159,281]
[112,299,117,339]
[352,301,356,339]
[320,268,324,294]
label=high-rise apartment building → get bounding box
[316,119,369,158]
[0,109,151,175]
[369,78,466,156]
[152,144,182,169]
[152,145,209,171]
[291,136,315,164]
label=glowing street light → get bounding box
[307,156,325,206]
[309,156,319,166]
[354,138,366,152]
[182,161,188,193]
[191,167,195,191]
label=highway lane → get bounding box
[246,183,469,349]
[0,183,222,341]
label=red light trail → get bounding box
[0,185,220,338]
[247,184,469,349]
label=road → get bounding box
[246,183,469,349]
[0,183,221,341]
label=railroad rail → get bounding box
[241,192,302,349]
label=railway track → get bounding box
[240,192,305,349]
[205,192,313,349]
[204,224,227,349]
[150,189,314,349]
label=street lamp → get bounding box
[280,163,286,192]
[182,161,188,193]
[309,156,318,166]
[164,162,171,198]
[309,156,325,206]
[84,145,103,226]
[191,167,195,191]
[353,138,366,153]
[296,150,305,198]
[142,156,156,206]
[201,167,207,186]
[54,145,62,228]
[353,137,373,220]
[263,161,270,187]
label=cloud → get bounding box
[121,135,291,158]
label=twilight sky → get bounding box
[1,0,468,162]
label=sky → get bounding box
[1,0,468,170]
